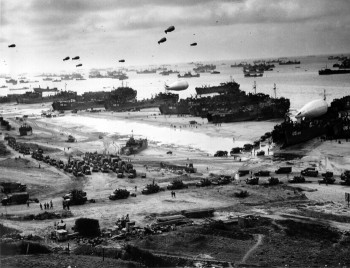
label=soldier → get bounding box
[50,200,53,209]
[26,200,29,207]
[40,203,43,210]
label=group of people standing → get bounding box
[40,200,53,210]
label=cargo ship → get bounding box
[120,136,148,155]
[33,86,58,93]
[193,64,216,73]
[160,82,290,122]
[105,89,179,112]
[159,100,191,115]
[271,95,350,147]
[52,99,105,111]
[207,95,289,123]
[195,81,240,95]
[17,90,77,104]
[318,68,350,75]
[177,72,200,78]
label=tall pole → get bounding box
[253,81,256,94]
[273,83,277,99]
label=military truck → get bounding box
[195,178,212,187]
[340,170,350,185]
[1,192,29,205]
[301,167,318,177]
[142,181,161,195]
[167,179,188,190]
[288,176,306,183]
[318,176,335,184]
[275,167,292,174]
[0,182,27,194]
[246,177,259,185]
[63,190,87,205]
[254,170,270,177]
[109,189,130,200]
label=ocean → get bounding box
[1,54,350,111]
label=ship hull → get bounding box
[52,101,105,111]
[319,69,350,75]
[159,103,190,114]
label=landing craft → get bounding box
[190,42,197,46]
[8,44,16,48]
[63,57,70,61]
[72,56,80,60]
[119,59,125,62]
[158,37,167,44]
[295,99,328,119]
[76,64,82,67]
[165,26,175,34]
[165,81,189,91]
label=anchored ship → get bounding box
[105,89,179,112]
[318,68,350,75]
[120,136,148,155]
[160,81,290,122]
[195,81,240,95]
[177,72,200,78]
[272,95,350,147]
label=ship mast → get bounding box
[253,81,256,94]
[273,83,277,99]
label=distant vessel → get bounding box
[120,136,148,155]
[136,69,157,74]
[279,60,300,65]
[211,70,220,74]
[159,70,179,75]
[0,85,8,88]
[6,79,17,85]
[193,64,216,73]
[177,72,200,78]
[230,62,248,67]
[244,71,263,77]
[43,77,53,81]
[318,68,350,75]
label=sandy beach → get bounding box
[1,102,350,267]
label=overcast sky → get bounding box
[1,0,350,73]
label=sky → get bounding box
[0,0,350,73]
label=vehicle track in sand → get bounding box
[240,234,264,264]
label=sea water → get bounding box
[1,55,350,111]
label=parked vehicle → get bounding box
[275,167,292,174]
[288,176,306,183]
[196,178,212,187]
[254,170,270,176]
[167,180,188,190]
[301,167,318,177]
[1,192,29,205]
[246,177,259,185]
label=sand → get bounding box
[1,102,350,239]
